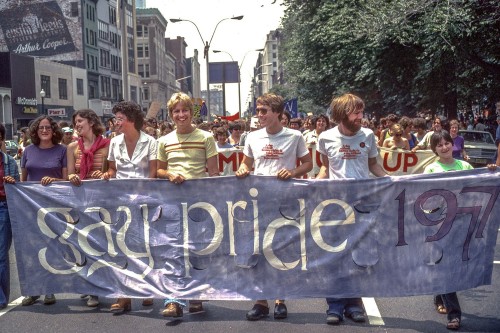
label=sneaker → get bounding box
[21,296,40,306]
[43,294,56,305]
[162,303,183,317]
[326,313,342,325]
[0,303,7,310]
[87,295,99,307]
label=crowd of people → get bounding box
[0,92,499,331]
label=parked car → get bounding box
[5,140,19,157]
[458,130,497,166]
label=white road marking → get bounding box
[494,261,500,264]
[0,297,22,317]
[362,297,385,325]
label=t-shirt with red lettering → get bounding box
[243,127,309,176]
[317,126,378,179]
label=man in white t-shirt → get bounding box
[236,93,312,321]
[317,93,386,326]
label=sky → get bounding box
[146,0,285,115]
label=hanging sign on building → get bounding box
[47,108,66,117]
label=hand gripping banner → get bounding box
[6,169,500,300]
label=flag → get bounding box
[220,113,240,121]
[284,98,298,118]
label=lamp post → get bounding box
[213,48,263,118]
[170,15,243,122]
[40,89,46,115]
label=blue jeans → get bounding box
[326,297,364,319]
[435,293,461,321]
[0,202,12,306]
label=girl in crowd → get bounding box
[101,101,157,314]
[67,109,110,308]
[423,130,497,330]
[20,116,68,306]
[382,124,410,150]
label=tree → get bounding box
[280,0,500,120]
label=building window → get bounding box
[41,75,51,98]
[71,2,79,17]
[138,64,149,78]
[109,6,117,25]
[100,49,110,68]
[89,80,98,99]
[98,20,109,41]
[59,78,68,100]
[273,52,277,59]
[76,78,84,95]
[137,43,149,58]
[100,76,111,98]
[143,87,149,100]
[112,79,120,101]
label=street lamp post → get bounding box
[40,89,46,115]
[213,48,263,118]
[170,15,243,122]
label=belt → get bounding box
[0,197,6,202]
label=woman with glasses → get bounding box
[382,124,410,150]
[20,115,68,306]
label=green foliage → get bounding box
[280,0,500,119]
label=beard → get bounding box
[341,117,361,133]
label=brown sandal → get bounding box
[436,304,447,314]
[446,317,460,330]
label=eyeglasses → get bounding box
[114,117,126,123]
[394,133,403,137]
[434,122,441,125]
[38,126,52,131]
[256,108,268,115]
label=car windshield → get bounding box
[460,131,495,144]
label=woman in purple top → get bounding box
[19,115,67,306]
[449,120,469,161]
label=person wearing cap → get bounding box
[61,127,74,146]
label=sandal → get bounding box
[446,317,460,330]
[436,304,447,314]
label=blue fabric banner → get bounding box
[6,170,500,300]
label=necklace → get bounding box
[176,129,196,144]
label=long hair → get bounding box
[73,109,105,136]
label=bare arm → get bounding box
[157,159,185,183]
[368,157,387,177]
[101,161,117,180]
[148,159,157,178]
[316,153,329,179]
[67,143,81,185]
[206,155,219,177]
[277,153,312,180]
[235,155,253,178]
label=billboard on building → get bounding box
[0,0,83,62]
